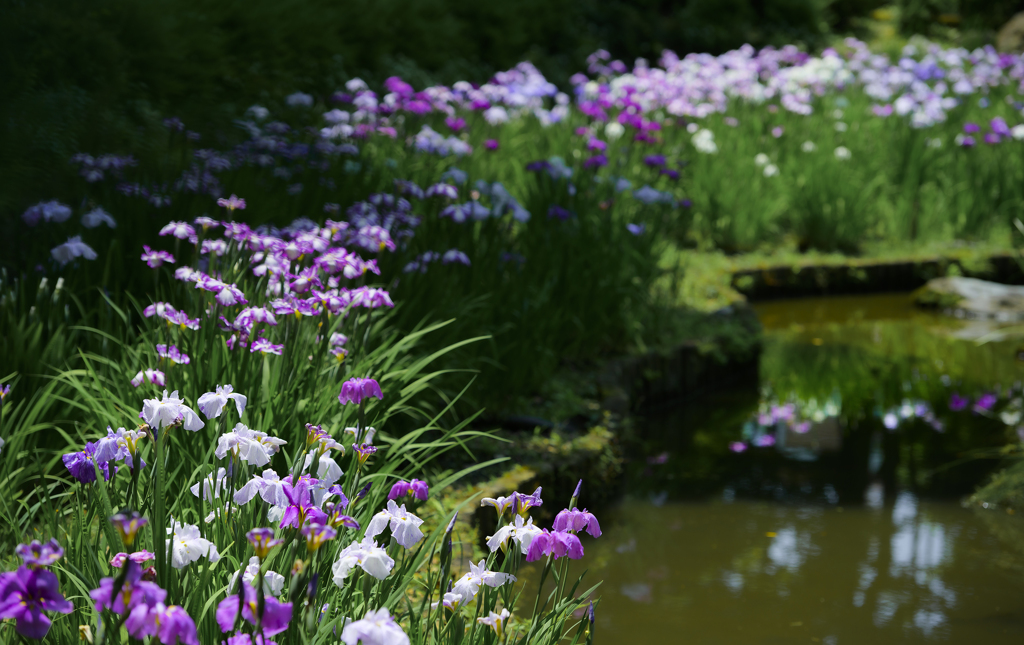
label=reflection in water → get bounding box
[541,294,1024,643]
[540,495,1024,644]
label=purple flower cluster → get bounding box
[90,561,200,644]
[0,550,73,638]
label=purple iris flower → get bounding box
[217,194,247,211]
[353,443,377,465]
[627,223,646,236]
[681,198,693,208]
[125,603,199,645]
[526,160,553,173]
[660,168,680,180]
[387,478,429,502]
[90,562,166,614]
[246,528,284,560]
[110,512,148,547]
[949,393,969,411]
[583,154,608,169]
[991,117,1011,137]
[338,377,383,405]
[445,116,466,132]
[62,441,112,483]
[643,154,666,168]
[553,507,602,537]
[250,337,284,355]
[141,245,175,268]
[525,529,584,562]
[729,441,747,453]
[0,384,10,405]
[110,551,155,568]
[974,393,997,411]
[15,539,64,567]
[0,567,74,638]
[484,139,500,151]
[215,581,292,636]
[278,477,328,529]
[963,122,980,134]
[441,249,471,266]
[959,135,976,148]
[301,523,337,552]
[548,205,573,220]
[586,138,607,152]
[984,132,1002,145]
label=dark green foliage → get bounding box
[0,0,865,221]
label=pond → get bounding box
[530,294,1024,643]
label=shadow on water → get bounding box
[524,293,1024,643]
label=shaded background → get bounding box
[1,0,1021,227]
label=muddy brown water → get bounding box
[527,294,1024,643]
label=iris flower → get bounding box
[228,556,285,597]
[15,539,64,567]
[487,514,544,555]
[198,385,248,420]
[130,369,166,388]
[553,508,602,537]
[51,236,98,266]
[215,581,292,636]
[125,603,199,645]
[166,519,220,569]
[365,500,424,549]
[141,245,175,268]
[142,390,205,431]
[477,609,511,640]
[0,567,74,638]
[387,479,429,502]
[452,560,517,602]
[525,529,584,562]
[338,378,383,405]
[340,608,409,645]
[331,537,396,584]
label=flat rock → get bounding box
[914,276,1024,322]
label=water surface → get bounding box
[543,294,1024,643]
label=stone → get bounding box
[997,12,1024,53]
[913,276,1024,322]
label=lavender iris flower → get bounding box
[386,479,429,502]
[216,194,247,211]
[90,561,166,614]
[643,154,666,168]
[141,245,175,268]
[51,236,98,266]
[627,223,646,236]
[441,249,470,265]
[15,539,64,567]
[553,507,602,537]
[23,200,72,226]
[338,378,383,405]
[0,567,74,638]
[365,500,425,549]
[197,384,248,420]
[215,581,293,636]
[340,608,409,645]
[525,529,584,562]
[125,603,199,645]
[82,207,117,229]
